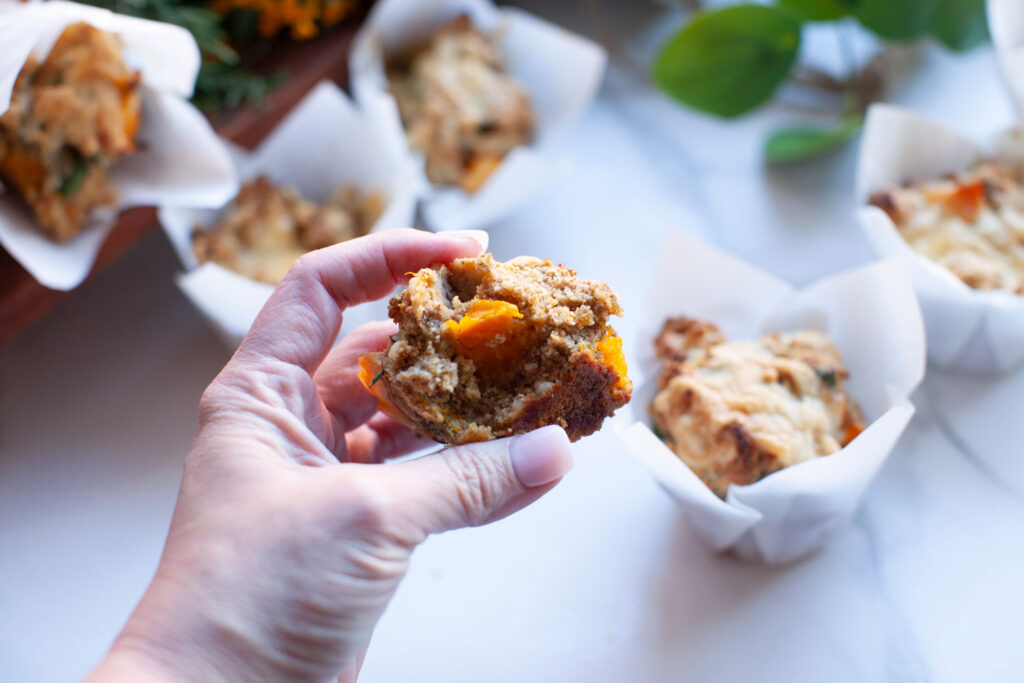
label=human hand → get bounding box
[88,229,574,682]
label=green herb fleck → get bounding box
[59,154,88,198]
[370,369,385,387]
[816,368,837,388]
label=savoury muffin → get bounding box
[0,22,141,241]
[869,160,1024,294]
[651,317,864,498]
[359,254,631,443]
[387,15,534,192]
[192,176,383,285]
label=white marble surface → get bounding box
[2,2,1024,681]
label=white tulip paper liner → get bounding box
[614,233,925,564]
[350,0,606,232]
[0,0,237,290]
[856,103,1024,373]
[989,0,1024,115]
[158,81,419,348]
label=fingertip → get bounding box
[508,426,574,488]
[444,229,489,254]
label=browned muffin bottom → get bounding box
[360,254,631,444]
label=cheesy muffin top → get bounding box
[651,317,863,498]
[869,160,1024,295]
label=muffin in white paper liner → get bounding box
[159,81,418,348]
[349,0,606,232]
[0,0,237,290]
[856,103,1024,373]
[614,233,924,564]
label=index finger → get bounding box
[236,228,488,374]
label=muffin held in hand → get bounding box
[359,254,631,443]
[650,317,864,498]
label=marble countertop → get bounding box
[3,2,1023,681]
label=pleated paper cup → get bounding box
[158,81,418,348]
[856,103,1024,373]
[615,233,924,564]
[350,0,606,232]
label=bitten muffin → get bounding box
[0,22,141,241]
[192,176,383,285]
[359,254,631,443]
[387,15,534,192]
[869,160,1024,295]
[650,317,864,498]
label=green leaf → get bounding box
[929,0,989,51]
[652,5,802,118]
[855,0,935,40]
[777,0,854,21]
[764,117,862,163]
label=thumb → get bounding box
[389,426,574,536]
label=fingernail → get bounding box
[446,229,489,253]
[509,426,573,488]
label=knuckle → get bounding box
[197,383,229,425]
[339,474,391,532]
[288,252,317,278]
[443,448,510,526]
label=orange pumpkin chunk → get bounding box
[596,332,630,390]
[443,299,532,377]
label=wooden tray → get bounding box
[0,21,363,345]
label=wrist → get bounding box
[86,642,180,682]
[87,571,252,682]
